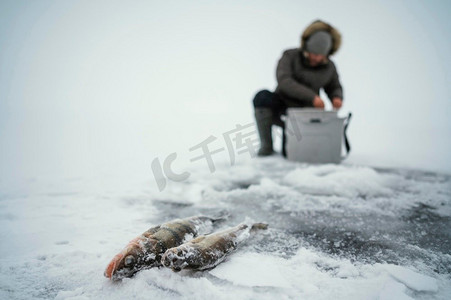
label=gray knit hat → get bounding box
[305,31,332,55]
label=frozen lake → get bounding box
[0,157,450,299]
[1,1,450,299]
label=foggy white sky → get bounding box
[1,0,450,185]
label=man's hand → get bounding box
[313,95,325,109]
[332,97,342,109]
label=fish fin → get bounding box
[209,210,230,223]
[190,235,207,244]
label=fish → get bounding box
[161,222,268,272]
[104,215,225,280]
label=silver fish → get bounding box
[161,223,268,272]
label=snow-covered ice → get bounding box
[1,156,450,299]
[380,264,438,292]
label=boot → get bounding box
[254,108,274,156]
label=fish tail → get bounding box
[250,223,268,232]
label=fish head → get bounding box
[161,246,195,272]
[104,238,160,280]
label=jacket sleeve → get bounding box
[324,62,343,101]
[276,50,316,105]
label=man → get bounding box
[253,20,343,156]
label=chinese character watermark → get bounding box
[151,119,301,191]
[151,152,191,192]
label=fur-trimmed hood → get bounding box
[300,20,341,56]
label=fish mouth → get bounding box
[104,253,124,279]
[104,254,139,280]
[105,253,158,280]
[111,268,139,281]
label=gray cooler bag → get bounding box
[285,109,352,163]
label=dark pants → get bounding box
[252,90,287,128]
[252,89,287,156]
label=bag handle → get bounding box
[341,112,352,159]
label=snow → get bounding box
[380,264,439,292]
[283,165,398,197]
[379,280,414,300]
[210,253,290,288]
[1,1,451,299]
[1,157,450,299]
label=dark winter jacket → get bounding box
[274,20,343,107]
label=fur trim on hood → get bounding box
[301,20,342,56]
